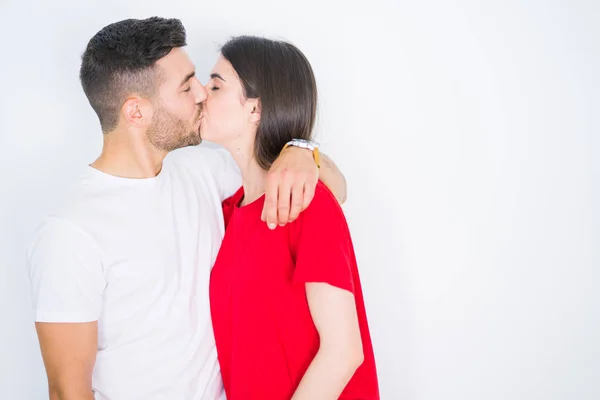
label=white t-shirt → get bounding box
[27,143,241,400]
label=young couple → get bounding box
[28,17,379,399]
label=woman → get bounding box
[203,36,379,399]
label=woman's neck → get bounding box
[229,145,267,206]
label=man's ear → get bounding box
[122,97,153,128]
[248,99,261,124]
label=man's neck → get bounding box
[91,130,167,179]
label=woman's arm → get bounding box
[291,282,364,400]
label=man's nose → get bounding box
[195,84,208,104]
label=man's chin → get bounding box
[188,134,202,147]
[198,128,208,143]
[173,133,202,150]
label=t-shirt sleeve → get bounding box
[291,182,355,293]
[27,217,106,323]
[167,142,242,202]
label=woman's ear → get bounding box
[248,99,261,124]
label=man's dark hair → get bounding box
[80,17,187,132]
[221,36,318,170]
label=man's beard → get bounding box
[146,105,202,152]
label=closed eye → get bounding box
[211,86,220,91]
[183,87,191,92]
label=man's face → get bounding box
[148,47,207,152]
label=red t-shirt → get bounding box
[210,181,379,400]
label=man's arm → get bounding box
[318,153,347,204]
[27,218,106,400]
[36,322,97,400]
[262,147,347,228]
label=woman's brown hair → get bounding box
[221,36,318,169]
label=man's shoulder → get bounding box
[26,214,100,269]
[30,182,100,254]
[31,167,125,243]
[50,169,109,220]
[166,142,231,170]
[166,143,241,200]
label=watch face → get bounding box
[291,138,319,148]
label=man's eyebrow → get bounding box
[210,73,226,82]
[180,71,196,87]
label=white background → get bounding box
[1,0,598,399]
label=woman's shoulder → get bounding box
[310,180,343,209]
[296,181,345,224]
[287,180,352,256]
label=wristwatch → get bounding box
[282,139,321,168]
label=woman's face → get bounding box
[200,55,259,147]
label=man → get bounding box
[27,17,345,400]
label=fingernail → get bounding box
[268,223,276,230]
[279,223,285,227]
